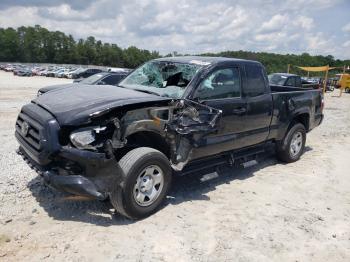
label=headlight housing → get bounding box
[69,126,106,150]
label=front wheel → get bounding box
[276,123,306,163]
[110,147,172,219]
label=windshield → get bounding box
[80,73,105,84]
[119,61,202,98]
[268,74,287,85]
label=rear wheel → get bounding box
[345,87,350,93]
[110,147,172,219]
[276,123,306,163]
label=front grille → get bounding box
[15,111,43,153]
[15,103,61,165]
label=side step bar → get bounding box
[177,141,274,176]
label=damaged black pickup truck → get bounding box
[15,56,324,219]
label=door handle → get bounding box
[232,107,246,115]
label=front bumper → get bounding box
[17,145,123,200]
[15,103,123,199]
[42,171,105,200]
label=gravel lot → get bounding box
[0,70,349,261]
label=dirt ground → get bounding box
[0,70,349,261]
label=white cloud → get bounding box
[342,23,350,33]
[293,16,314,30]
[343,41,350,48]
[259,14,288,33]
[0,0,348,58]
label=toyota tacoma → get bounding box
[15,57,324,219]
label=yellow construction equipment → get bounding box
[338,74,350,93]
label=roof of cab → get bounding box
[154,56,261,66]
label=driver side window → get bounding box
[195,67,241,100]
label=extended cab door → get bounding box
[241,64,273,147]
[188,64,248,159]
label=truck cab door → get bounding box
[186,65,248,160]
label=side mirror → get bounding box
[98,81,106,85]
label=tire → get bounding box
[345,87,350,93]
[276,123,306,163]
[110,147,172,219]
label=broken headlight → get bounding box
[69,126,106,150]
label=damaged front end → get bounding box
[80,98,222,173]
[15,102,127,200]
[16,98,222,200]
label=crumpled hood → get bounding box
[33,84,170,125]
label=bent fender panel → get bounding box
[166,100,222,170]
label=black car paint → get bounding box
[269,73,319,89]
[73,71,128,83]
[38,72,129,95]
[72,68,103,79]
[34,84,171,126]
[15,57,323,199]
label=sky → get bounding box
[0,0,349,59]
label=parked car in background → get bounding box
[38,69,49,76]
[66,68,84,79]
[63,68,77,78]
[315,77,335,92]
[78,71,128,85]
[31,67,42,75]
[73,71,127,83]
[4,64,15,72]
[46,68,61,77]
[13,66,22,75]
[13,65,30,76]
[37,71,129,95]
[268,73,320,89]
[16,67,32,76]
[72,68,103,80]
[54,69,69,78]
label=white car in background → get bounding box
[66,68,84,79]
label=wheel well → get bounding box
[293,113,310,131]
[115,131,171,161]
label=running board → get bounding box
[176,142,273,176]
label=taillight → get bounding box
[321,97,324,111]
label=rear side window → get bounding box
[195,67,241,100]
[245,64,266,96]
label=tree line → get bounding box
[0,25,349,75]
[0,25,159,68]
[202,51,350,75]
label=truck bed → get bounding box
[270,84,316,93]
[267,84,323,142]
